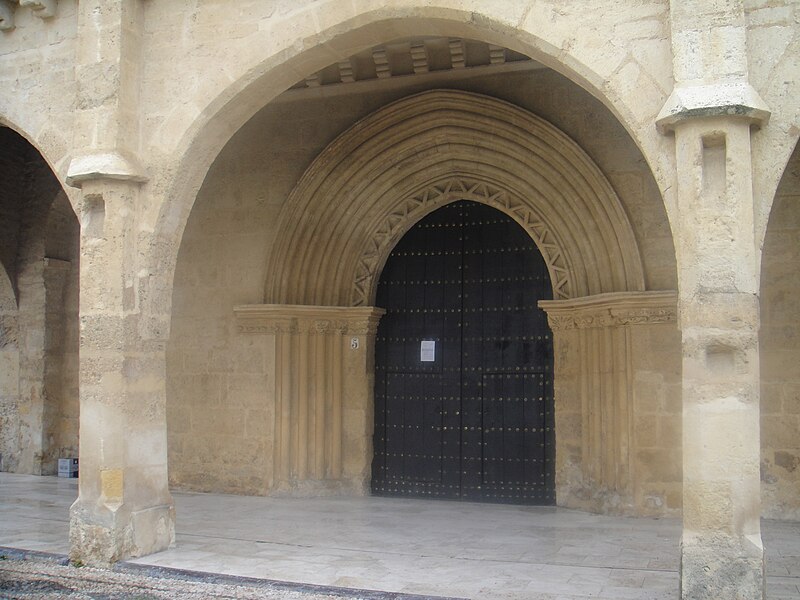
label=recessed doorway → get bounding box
[371,200,555,504]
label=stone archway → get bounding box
[232,89,679,512]
[149,3,680,358]
[264,89,645,306]
[155,10,680,512]
[0,126,80,476]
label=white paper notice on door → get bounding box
[420,340,436,362]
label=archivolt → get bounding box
[265,90,644,306]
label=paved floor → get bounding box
[0,473,798,599]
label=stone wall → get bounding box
[631,320,682,514]
[167,65,679,507]
[0,293,19,472]
[761,143,800,520]
[41,192,80,474]
[0,127,24,472]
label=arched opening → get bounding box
[0,125,80,475]
[372,200,555,504]
[263,89,645,306]
[167,34,679,516]
[760,140,800,520]
[153,7,673,275]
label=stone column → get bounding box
[15,258,46,474]
[40,258,73,475]
[15,258,74,475]
[234,304,384,495]
[66,0,174,566]
[0,271,18,473]
[658,1,770,597]
[68,180,174,566]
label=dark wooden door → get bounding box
[371,200,555,504]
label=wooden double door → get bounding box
[371,201,555,505]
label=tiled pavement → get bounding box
[0,473,798,599]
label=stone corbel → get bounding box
[20,0,56,19]
[66,151,148,188]
[656,82,770,134]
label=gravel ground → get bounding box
[0,550,458,600]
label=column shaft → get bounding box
[659,1,770,596]
[675,119,764,599]
[69,181,174,567]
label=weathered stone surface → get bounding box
[0,2,798,598]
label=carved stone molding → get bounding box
[656,82,770,134]
[234,304,384,489]
[234,304,385,336]
[542,290,679,515]
[292,38,532,90]
[265,90,645,308]
[540,291,677,331]
[351,177,572,306]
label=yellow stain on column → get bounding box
[101,468,124,503]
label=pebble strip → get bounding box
[0,548,466,600]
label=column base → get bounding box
[681,534,765,600]
[69,498,175,567]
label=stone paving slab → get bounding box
[1,474,799,599]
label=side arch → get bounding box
[0,125,80,475]
[265,90,644,306]
[0,119,75,210]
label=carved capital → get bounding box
[347,315,383,336]
[234,304,385,337]
[313,319,332,334]
[540,291,678,331]
[237,322,290,335]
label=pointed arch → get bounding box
[265,90,644,306]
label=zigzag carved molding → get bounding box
[351,177,572,306]
[265,90,645,307]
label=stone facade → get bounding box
[1,0,799,598]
